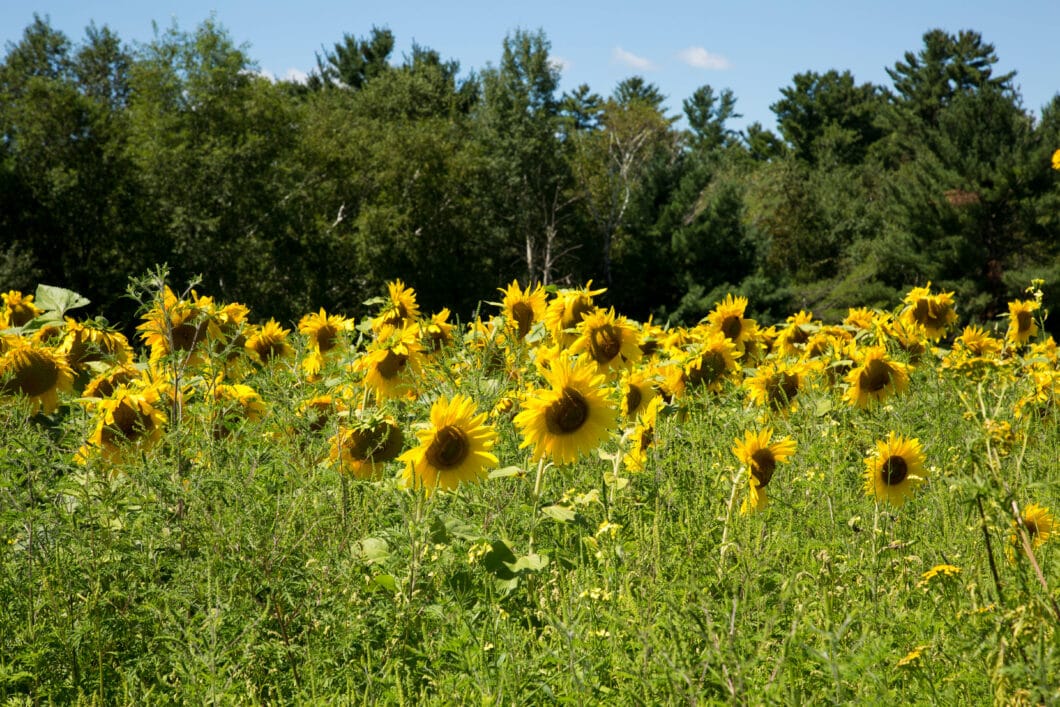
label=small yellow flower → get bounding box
[918,564,961,588]
[897,645,929,668]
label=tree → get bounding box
[683,84,740,153]
[310,26,395,90]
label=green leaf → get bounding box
[369,574,398,593]
[34,284,90,316]
[541,504,577,523]
[506,552,549,573]
[488,466,524,479]
[352,537,390,564]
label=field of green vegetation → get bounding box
[1,275,1057,704]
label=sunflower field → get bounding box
[1,270,1058,704]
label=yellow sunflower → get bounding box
[544,282,606,348]
[353,324,424,400]
[620,366,658,419]
[1005,299,1040,347]
[1052,148,1060,171]
[864,433,927,507]
[843,346,910,408]
[83,363,142,399]
[622,397,664,473]
[733,428,797,514]
[514,352,618,464]
[137,287,213,365]
[744,359,805,412]
[705,294,757,353]
[422,308,455,353]
[400,394,498,494]
[844,307,876,332]
[774,310,817,357]
[900,283,957,341]
[211,382,266,438]
[330,412,405,480]
[0,342,75,414]
[1,290,43,328]
[1009,503,1054,561]
[76,383,167,464]
[568,307,642,373]
[59,318,135,370]
[245,319,295,365]
[298,308,352,356]
[680,332,740,394]
[371,279,420,332]
[499,280,547,340]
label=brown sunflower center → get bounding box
[766,372,799,407]
[750,449,777,487]
[343,421,403,462]
[912,298,951,330]
[789,325,810,346]
[721,315,743,341]
[510,301,535,338]
[589,324,622,363]
[880,456,908,486]
[376,349,408,380]
[171,319,208,352]
[687,351,726,387]
[859,358,893,393]
[1023,519,1039,538]
[315,324,339,353]
[638,425,655,452]
[101,400,154,445]
[426,425,470,470]
[563,297,594,330]
[9,350,60,397]
[625,384,642,416]
[545,387,589,435]
[1016,309,1033,334]
[9,305,37,327]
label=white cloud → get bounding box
[677,46,731,70]
[612,46,656,71]
[283,68,310,84]
[550,56,572,74]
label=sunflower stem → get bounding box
[718,467,741,571]
[976,496,1005,605]
[340,474,350,532]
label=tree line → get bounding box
[2,16,1058,331]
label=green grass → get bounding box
[2,296,1059,704]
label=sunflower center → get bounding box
[687,351,725,386]
[859,358,892,393]
[1016,309,1033,334]
[589,324,622,363]
[426,425,470,470]
[545,387,589,435]
[766,372,799,407]
[171,320,208,352]
[344,421,403,461]
[511,301,535,338]
[9,305,36,327]
[912,299,951,330]
[721,315,743,341]
[563,297,594,330]
[625,384,642,416]
[316,324,339,353]
[101,401,154,445]
[790,325,810,346]
[10,351,60,397]
[750,449,777,487]
[880,456,908,486]
[638,425,655,451]
[376,349,408,380]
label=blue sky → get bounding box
[4,1,1058,131]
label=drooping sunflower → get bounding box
[544,282,606,348]
[843,346,910,408]
[422,308,456,353]
[137,287,214,365]
[245,319,295,365]
[1008,502,1054,561]
[330,412,405,480]
[0,342,75,414]
[705,294,758,353]
[210,382,266,438]
[620,366,658,419]
[744,359,805,413]
[353,324,425,400]
[622,397,664,473]
[900,283,957,341]
[514,352,617,465]
[774,310,817,357]
[76,383,167,464]
[1,290,43,328]
[400,394,498,494]
[733,428,796,514]
[843,307,876,332]
[1052,148,1060,171]
[499,280,547,340]
[371,279,421,333]
[864,433,927,507]
[83,363,143,399]
[59,318,135,371]
[1005,299,1040,347]
[568,307,642,374]
[298,308,352,356]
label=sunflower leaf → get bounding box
[506,552,549,573]
[488,466,524,479]
[34,284,90,316]
[541,504,577,523]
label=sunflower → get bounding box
[864,433,927,507]
[422,308,455,353]
[1009,503,1054,561]
[371,279,420,332]
[705,294,757,353]
[83,363,142,399]
[621,367,658,419]
[211,382,266,438]
[843,346,910,408]
[76,383,167,463]
[354,324,424,399]
[0,342,75,414]
[622,397,664,473]
[1,291,43,328]
[744,359,805,412]
[331,412,405,480]
[245,319,295,365]
[137,287,213,365]
[733,428,796,514]
[59,318,135,370]
[1005,299,1040,347]
[514,352,617,464]
[544,282,606,348]
[680,332,740,394]
[900,283,957,341]
[298,308,352,356]
[499,280,547,340]
[568,307,642,373]
[774,310,816,356]
[844,307,876,332]
[400,394,498,494]
[1052,148,1060,171]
